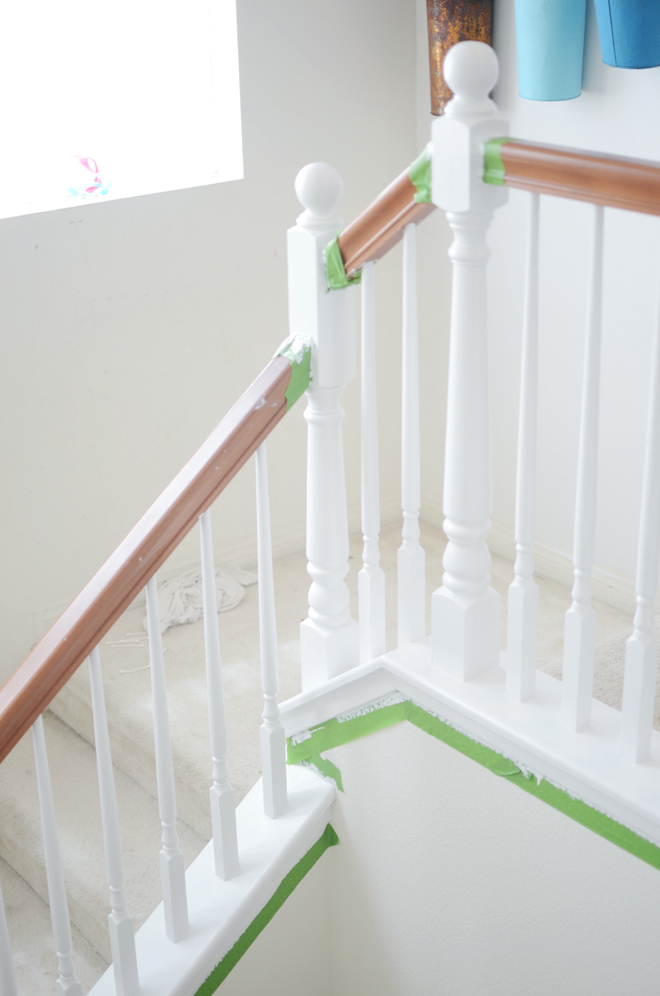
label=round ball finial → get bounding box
[443,41,499,115]
[295,162,343,218]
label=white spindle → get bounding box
[398,222,426,647]
[255,442,288,818]
[621,281,660,761]
[199,509,239,877]
[506,193,540,701]
[288,162,359,689]
[0,879,18,996]
[32,715,82,996]
[88,647,140,996]
[359,260,386,662]
[562,205,604,731]
[145,576,189,942]
[430,42,507,679]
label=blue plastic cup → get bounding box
[594,0,660,69]
[514,0,588,100]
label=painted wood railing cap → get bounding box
[443,40,499,120]
[295,162,343,231]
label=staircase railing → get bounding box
[0,139,439,993]
[0,338,313,993]
[5,36,660,996]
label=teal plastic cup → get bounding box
[514,0,588,100]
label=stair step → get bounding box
[0,711,206,964]
[1,857,107,996]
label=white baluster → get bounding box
[31,715,82,996]
[359,260,386,662]
[145,576,189,941]
[288,162,359,689]
[398,221,426,647]
[88,648,139,996]
[0,879,18,996]
[562,205,604,731]
[255,442,288,818]
[199,509,239,876]
[430,42,508,678]
[621,281,660,761]
[506,193,540,701]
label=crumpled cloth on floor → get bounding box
[142,566,257,635]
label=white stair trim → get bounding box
[88,766,334,996]
[280,641,660,851]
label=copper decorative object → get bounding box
[426,0,493,114]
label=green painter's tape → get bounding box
[483,137,510,186]
[273,334,312,410]
[287,701,660,873]
[323,235,361,291]
[409,142,432,203]
[194,823,338,995]
[303,754,345,793]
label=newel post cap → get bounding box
[443,41,499,120]
[295,162,343,231]
[432,41,507,213]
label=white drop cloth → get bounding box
[142,566,257,635]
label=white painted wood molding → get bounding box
[506,192,540,702]
[88,647,139,996]
[255,442,288,819]
[279,641,660,851]
[359,260,386,663]
[430,42,508,679]
[288,162,359,688]
[562,205,604,731]
[145,576,189,942]
[32,715,82,996]
[398,222,425,648]
[199,510,239,878]
[88,767,334,996]
[621,275,660,762]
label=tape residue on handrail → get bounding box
[483,137,510,186]
[323,143,433,291]
[194,823,339,995]
[409,142,432,203]
[323,235,362,291]
[273,333,312,411]
[287,697,660,873]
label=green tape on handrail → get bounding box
[483,137,510,186]
[287,699,660,873]
[194,823,339,995]
[323,235,361,291]
[273,334,312,411]
[409,142,432,203]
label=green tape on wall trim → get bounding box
[323,235,361,291]
[287,699,660,873]
[483,137,510,186]
[409,142,432,203]
[273,334,312,410]
[194,823,339,996]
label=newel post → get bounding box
[431,41,508,678]
[288,163,359,688]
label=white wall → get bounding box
[219,721,660,994]
[327,721,660,995]
[0,0,418,686]
[485,1,660,589]
[215,856,332,996]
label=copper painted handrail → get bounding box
[485,139,660,216]
[0,356,293,764]
[337,167,436,279]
